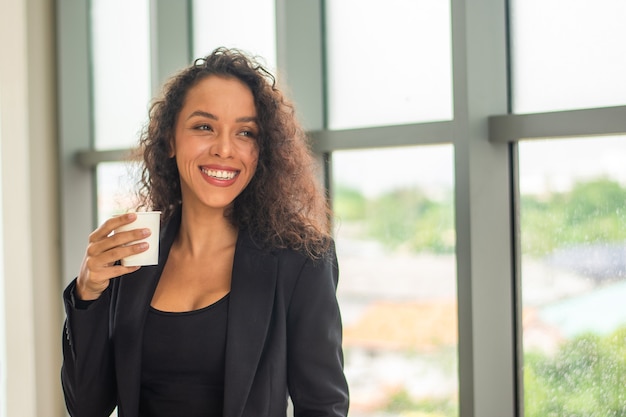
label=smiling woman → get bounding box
[60,48,349,417]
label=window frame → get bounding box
[57,0,626,416]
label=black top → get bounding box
[139,294,230,417]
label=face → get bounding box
[172,75,259,214]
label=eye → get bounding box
[238,129,258,139]
[194,123,213,131]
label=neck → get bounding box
[175,204,238,258]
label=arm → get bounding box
[286,249,350,417]
[61,280,117,417]
[61,212,149,415]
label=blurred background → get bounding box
[1,0,625,416]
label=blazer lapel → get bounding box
[112,212,179,416]
[223,232,278,417]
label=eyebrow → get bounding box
[187,110,258,124]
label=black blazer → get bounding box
[61,212,349,417]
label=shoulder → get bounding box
[271,241,339,300]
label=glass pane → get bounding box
[519,136,626,416]
[97,162,142,226]
[326,0,453,130]
[332,145,458,417]
[91,0,151,150]
[192,0,277,72]
[511,0,626,114]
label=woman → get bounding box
[61,48,349,417]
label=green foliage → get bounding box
[524,327,626,417]
[521,178,626,256]
[333,178,626,256]
[366,188,450,252]
[384,388,457,417]
[332,185,367,221]
[333,185,455,253]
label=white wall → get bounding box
[0,87,5,417]
[0,0,64,416]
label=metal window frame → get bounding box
[59,1,626,416]
[490,106,626,143]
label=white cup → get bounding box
[114,211,161,266]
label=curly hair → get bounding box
[137,47,332,258]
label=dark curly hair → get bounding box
[137,47,332,258]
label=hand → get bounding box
[76,213,152,301]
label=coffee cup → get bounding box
[114,211,161,266]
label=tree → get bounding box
[524,327,626,417]
[521,178,626,256]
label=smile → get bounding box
[200,167,239,180]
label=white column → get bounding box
[0,0,64,416]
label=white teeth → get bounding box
[201,168,237,180]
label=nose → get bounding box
[211,131,233,159]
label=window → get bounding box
[56,0,626,416]
[519,136,626,416]
[326,2,459,413]
[326,0,453,130]
[91,0,152,150]
[511,0,626,113]
[332,145,458,416]
[192,0,277,71]
[511,1,626,414]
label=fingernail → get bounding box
[126,212,137,220]
[138,242,149,250]
[142,228,151,237]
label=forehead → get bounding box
[183,75,255,109]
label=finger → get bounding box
[109,227,151,248]
[80,242,148,286]
[88,241,150,268]
[87,227,151,259]
[89,212,138,243]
